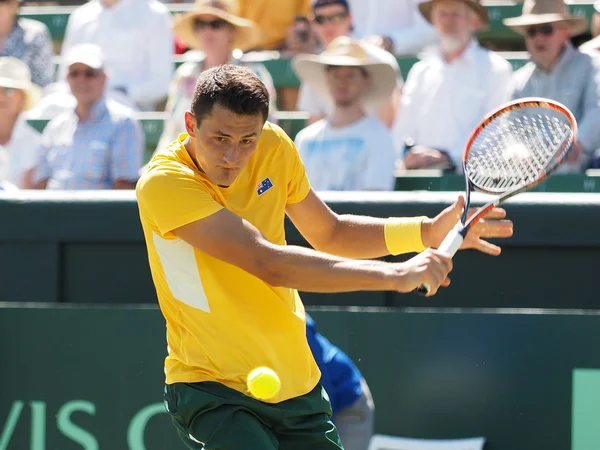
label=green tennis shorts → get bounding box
[164,381,344,450]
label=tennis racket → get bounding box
[416,97,577,295]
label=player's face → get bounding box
[311,4,352,46]
[185,104,265,187]
[325,66,370,108]
[525,23,570,70]
[67,63,106,107]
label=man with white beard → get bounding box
[391,0,512,172]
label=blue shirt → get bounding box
[34,97,144,189]
[306,313,363,417]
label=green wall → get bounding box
[1,306,599,449]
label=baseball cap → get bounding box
[64,43,105,70]
[312,0,350,12]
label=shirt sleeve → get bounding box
[28,24,55,88]
[32,123,55,184]
[110,116,144,182]
[136,168,224,238]
[286,133,311,205]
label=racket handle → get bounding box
[414,224,464,295]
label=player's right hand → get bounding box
[393,249,453,296]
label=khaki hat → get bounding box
[292,36,398,110]
[0,57,41,110]
[503,0,588,36]
[173,0,262,52]
[419,0,489,29]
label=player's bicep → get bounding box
[285,188,338,251]
[172,208,279,282]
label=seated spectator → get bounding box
[504,0,600,172]
[57,0,174,111]
[393,0,512,172]
[238,0,311,50]
[154,0,277,155]
[306,313,374,450]
[292,37,397,191]
[0,0,54,87]
[296,0,402,128]
[0,57,42,189]
[33,44,143,190]
[350,0,436,56]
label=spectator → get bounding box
[392,0,512,172]
[296,0,402,128]
[57,0,174,111]
[33,44,143,190]
[0,0,54,87]
[0,57,42,189]
[238,0,311,50]
[306,313,374,450]
[154,0,277,155]
[292,37,397,191]
[504,0,600,172]
[350,0,436,56]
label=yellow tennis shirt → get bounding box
[136,122,321,403]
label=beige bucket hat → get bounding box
[173,0,262,52]
[503,0,588,36]
[0,57,41,110]
[292,36,398,110]
[418,0,489,29]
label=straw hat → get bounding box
[173,0,262,52]
[503,0,588,36]
[292,37,398,110]
[0,57,41,110]
[418,0,489,29]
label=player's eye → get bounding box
[241,139,253,145]
[214,136,228,143]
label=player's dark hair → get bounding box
[190,64,270,125]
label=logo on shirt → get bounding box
[256,177,274,196]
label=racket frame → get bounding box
[416,97,577,294]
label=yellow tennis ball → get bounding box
[247,367,281,400]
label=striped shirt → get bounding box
[33,97,144,190]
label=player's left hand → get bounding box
[422,195,514,255]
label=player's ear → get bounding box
[184,111,197,138]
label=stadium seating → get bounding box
[17,3,596,43]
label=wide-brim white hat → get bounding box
[0,57,41,110]
[503,0,588,36]
[173,0,262,52]
[292,36,398,110]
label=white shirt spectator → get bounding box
[295,115,396,191]
[392,39,513,167]
[348,0,436,55]
[0,117,40,188]
[58,0,174,111]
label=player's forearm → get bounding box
[316,214,431,259]
[264,244,398,293]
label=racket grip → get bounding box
[414,224,464,295]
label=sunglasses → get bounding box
[193,19,229,31]
[526,24,555,38]
[0,87,17,97]
[67,69,100,79]
[314,12,348,25]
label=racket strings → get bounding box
[466,109,573,192]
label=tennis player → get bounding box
[136,64,513,449]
